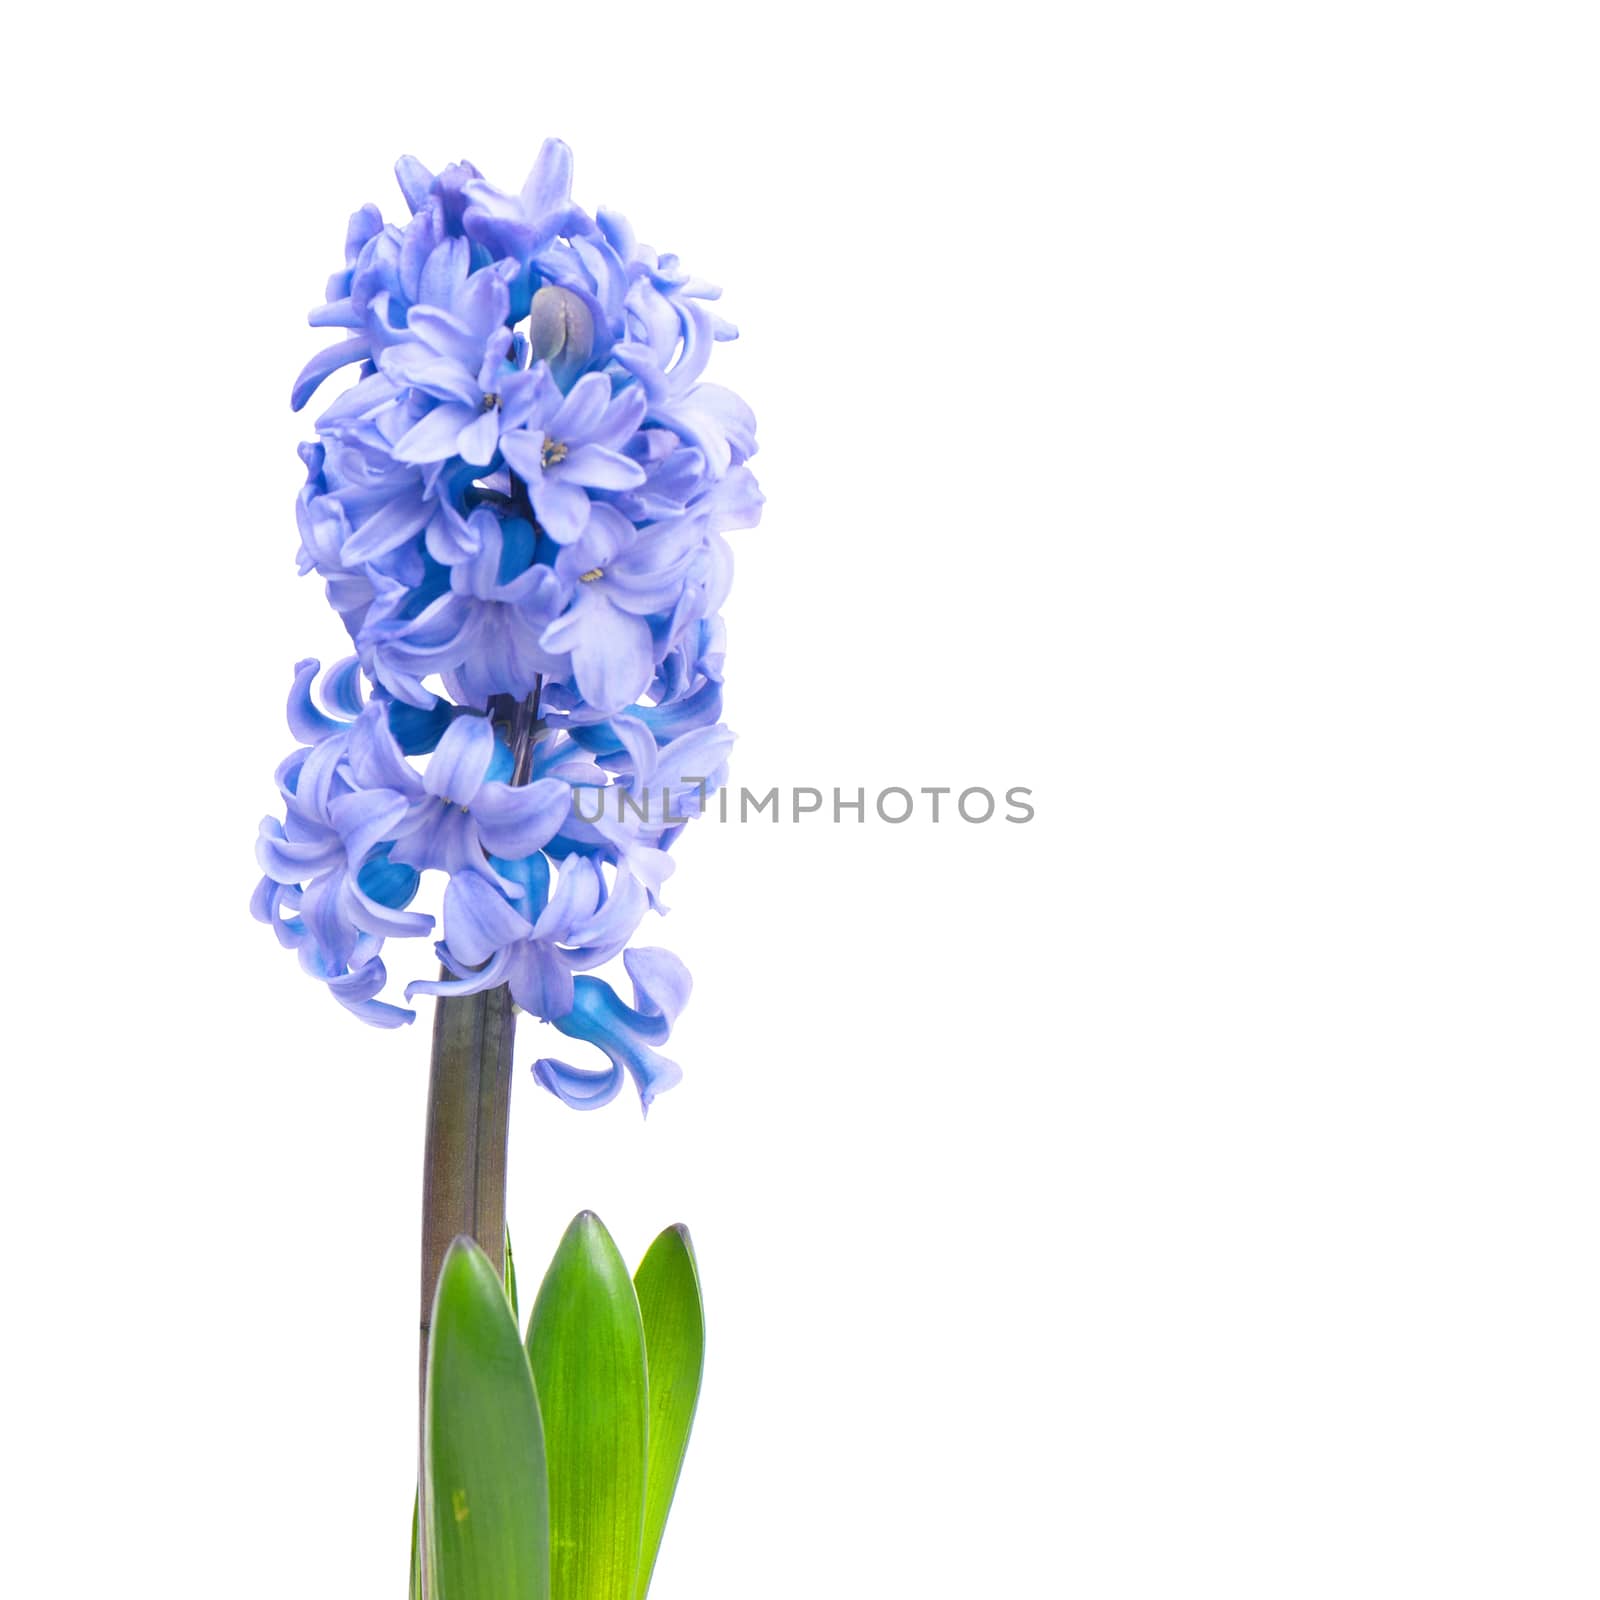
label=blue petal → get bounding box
[286,659,345,744]
[522,138,574,220]
[389,698,457,756]
[324,656,366,718]
[624,947,691,1031]
[488,850,550,924]
[291,336,370,412]
[406,945,514,1001]
[441,870,532,967]
[395,155,435,215]
[545,975,684,1113]
[424,713,494,805]
[357,844,421,909]
[328,958,415,1027]
[328,788,410,864]
[531,1055,624,1110]
[471,778,571,858]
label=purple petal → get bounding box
[541,595,653,713]
[419,237,470,308]
[551,373,611,440]
[349,882,435,940]
[256,821,341,884]
[532,854,603,940]
[442,871,532,967]
[471,778,572,858]
[530,477,591,543]
[625,946,692,1028]
[377,345,481,406]
[349,704,423,795]
[496,368,542,432]
[522,138,574,220]
[328,788,410,863]
[395,155,435,214]
[407,945,515,1001]
[286,659,344,744]
[392,403,475,464]
[291,337,370,412]
[343,491,435,563]
[590,384,648,451]
[497,429,545,484]
[405,306,483,370]
[424,714,494,805]
[456,407,502,467]
[532,1056,625,1110]
[426,501,485,565]
[556,444,646,491]
[567,867,647,956]
[317,370,402,426]
[608,715,659,785]
[455,268,513,340]
[508,944,576,1021]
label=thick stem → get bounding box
[416,980,515,1600]
[417,981,517,1397]
[417,685,541,1404]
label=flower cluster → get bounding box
[252,144,760,1111]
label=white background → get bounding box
[3,3,1596,1595]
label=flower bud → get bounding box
[527,286,594,389]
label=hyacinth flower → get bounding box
[253,144,759,1598]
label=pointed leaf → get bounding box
[526,1212,648,1600]
[410,1490,421,1600]
[505,1225,520,1323]
[633,1225,705,1600]
[426,1237,550,1600]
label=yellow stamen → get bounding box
[579,568,604,583]
[541,438,569,468]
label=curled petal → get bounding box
[532,853,602,940]
[441,870,532,967]
[327,958,416,1028]
[531,1055,624,1110]
[286,658,346,744]
[256,817,341,885]
[624,946,691,1034]
[471,777,571,858]
[508,942,575,1022]
[349,703,423,794]
[291,336,370,412]
[538,973,685,1114]
[406,945,516,1002]
[327,788,412,865]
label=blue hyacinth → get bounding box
[253,143,761,1110]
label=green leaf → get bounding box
[426,1237,550,1600]
[633,1226,706,1600]
[505,1225,520,1323]
[526,1212,648,1600]
[410,1490,421,1600]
